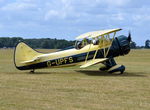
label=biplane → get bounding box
[14,28,131,74]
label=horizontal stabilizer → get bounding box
[80,58,108,68]
[21,57,41,64]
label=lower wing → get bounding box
[80,58,108,68]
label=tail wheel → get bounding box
[30,69,35,73]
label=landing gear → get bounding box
[30,69,35,73]
[99,65,125,74]
[99,58,126,74]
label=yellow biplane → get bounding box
[14,28,131,74]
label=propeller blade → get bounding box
[128,31,131,42]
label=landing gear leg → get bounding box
[99,65,110,71]
[30,69,35,73]
[99,58,116,72]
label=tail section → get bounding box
[14,42,42,69]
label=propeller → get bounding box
[127,31,131,42]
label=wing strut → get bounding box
[85,43,91,63]
[85,32,116,63]
[103,32,116,57]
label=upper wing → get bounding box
[76,28,122,40]
[80,58,108,68]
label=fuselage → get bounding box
[17,43,102,70]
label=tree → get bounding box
[0,41,3,48]
[145,40,150,48]
[41,40,50,49]
[130,41,136,49]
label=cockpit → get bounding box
[75,38,99,49]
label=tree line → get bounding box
[0,37,149,49]
[0,37,75,49]
[130,40,150,49]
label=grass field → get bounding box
[0,49,150,110]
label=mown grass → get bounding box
[0,49,150,110]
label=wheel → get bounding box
[108,65,125,74]
[30,69,35,73]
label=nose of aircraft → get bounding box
[117,32,132,55]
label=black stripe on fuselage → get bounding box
[16,49,105,70]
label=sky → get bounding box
[0,0,150,46]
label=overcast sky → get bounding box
[0,0,150,45]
